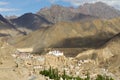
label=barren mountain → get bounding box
[75,33,120,79]
[11,13,52,32]
[37,2,120,24]
[102,34,120,77]
[9,18,120,53]
[76,32,120,65]
[78,2,120,19]
[37,5,96,23]
[37,5,76,23]
[0,14,23,37]
[10,2,120,32]
[97,33,120,76]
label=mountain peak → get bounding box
[20,13,35,17]
[11,13,51,31]
[40,5,64,12]
[51,4,63,8]
[78,2,120,19]
[0,14,9,23]
[83,2,109,6]
[94,1,108,5]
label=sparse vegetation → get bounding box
[40,67,114,80]
[96,75,114,80]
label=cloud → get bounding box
[61,0,120,9]
[0,8,19,12]
[62,0,120,6]
[62,0,95,6]
[34,0,120,9]
[0,1,8,5]
[0,1,20,12]
[48,0,59,4]
[97,0,120,6]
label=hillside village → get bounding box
[0,33,120,80]
[9,47,119,80]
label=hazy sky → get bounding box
[0,0,120,16]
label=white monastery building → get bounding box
[48,50,64,56]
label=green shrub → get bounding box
[40,67,114,80]
[96,75,114,80]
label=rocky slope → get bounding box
[100,33,120,70]
[76,33,120,78]
[37,5,76,23]
[9,18,120,53]
[37,2,120,24]
[10,2,120,33]
[11,13,52,34]
[0,40,18,80]
[37,5,96,23]
[0,14,24,37]
[0,41,16,68]
[78,2,120,19]
[76,32,120,63]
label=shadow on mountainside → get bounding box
[52,32,115,49]
[33,32,116,55]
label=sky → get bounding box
[0,0,120,16]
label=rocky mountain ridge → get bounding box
[11,13,52,31]
[37,2,120,23]
[78,2,120,19]
[10,2,120,32]
[0,14,24,37]
[9,18,120,53]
